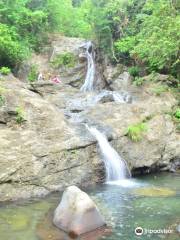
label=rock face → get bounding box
[53,186,106,236]
[0,36,179,201]
[17,35,106,90]
[110,71,132,91]
[0,76,104,202]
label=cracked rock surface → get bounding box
[0,37,179,201]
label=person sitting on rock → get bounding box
[51,75,61,84]
[38,72,44,81]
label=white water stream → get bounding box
[80,41,95,92]
[87,126,131,182]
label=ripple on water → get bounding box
[0,173,179,240]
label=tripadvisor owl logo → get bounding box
[135,227,144,236]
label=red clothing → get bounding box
[52,76,61,84]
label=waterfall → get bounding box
[80,41,95,92]
[93,90,132,104]
[87,126,131,182]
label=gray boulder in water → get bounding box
[53,186,106,236]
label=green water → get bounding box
[0,173,179,240]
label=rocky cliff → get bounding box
[0,36,179,201]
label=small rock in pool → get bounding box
[53,186,106,236]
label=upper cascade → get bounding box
[80,41,96,92]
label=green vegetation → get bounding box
[164,107,180,132]
[126,122,147,142]
[0,0,90,69]
[0,67,11,75]
[165,107,180,122]
[28,65,38,82]
[15,106,26,124]
[133,77,145,86]
[114,0,180,79]
[51,52,76,69]
[128,66,140,77]
[0,0,179,84]
[174,108,180,120]
[173,108,180,132]
[151,85,168,96]
[0,95,5,106]
[0,86,5,106]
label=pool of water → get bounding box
[0,173,179,240]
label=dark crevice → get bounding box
[52,164,83,173]
[0,121,7,125]
[132,165,159,176]
[68,82,81,88]
[66,142,96,151]
[28,88,44,97]
[70,109,83,113]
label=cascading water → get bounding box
[80,41,95,92]
[87,126,131,182]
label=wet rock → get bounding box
[17,35,106,90]
[37,210,111,240]
[53,186,106,236]
[50,36,106,89]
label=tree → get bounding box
[0,23,27,67]
[115,0,180,77]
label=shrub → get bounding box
[0,67,11,75]
[0,95,5,106]
[115,1,180,77]
[28,65,38,82]
[15,106,25,124]
[174,108,180,120]
[128,66,140,77]
[0,23,27,68]
[115,37,137,54]
[126,122,147,142]
[0,86,5,106]
[51,52,76,69]
[151,85,168,96]
[133,77,145,86]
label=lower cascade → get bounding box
[87,126,131,181]
[80,41,95,92]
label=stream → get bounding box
[0,173,179,240]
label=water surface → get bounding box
[0,173,179,240]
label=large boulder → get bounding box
[0,76,104,202]
[53,186,106,236]
[110,71,132,91]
